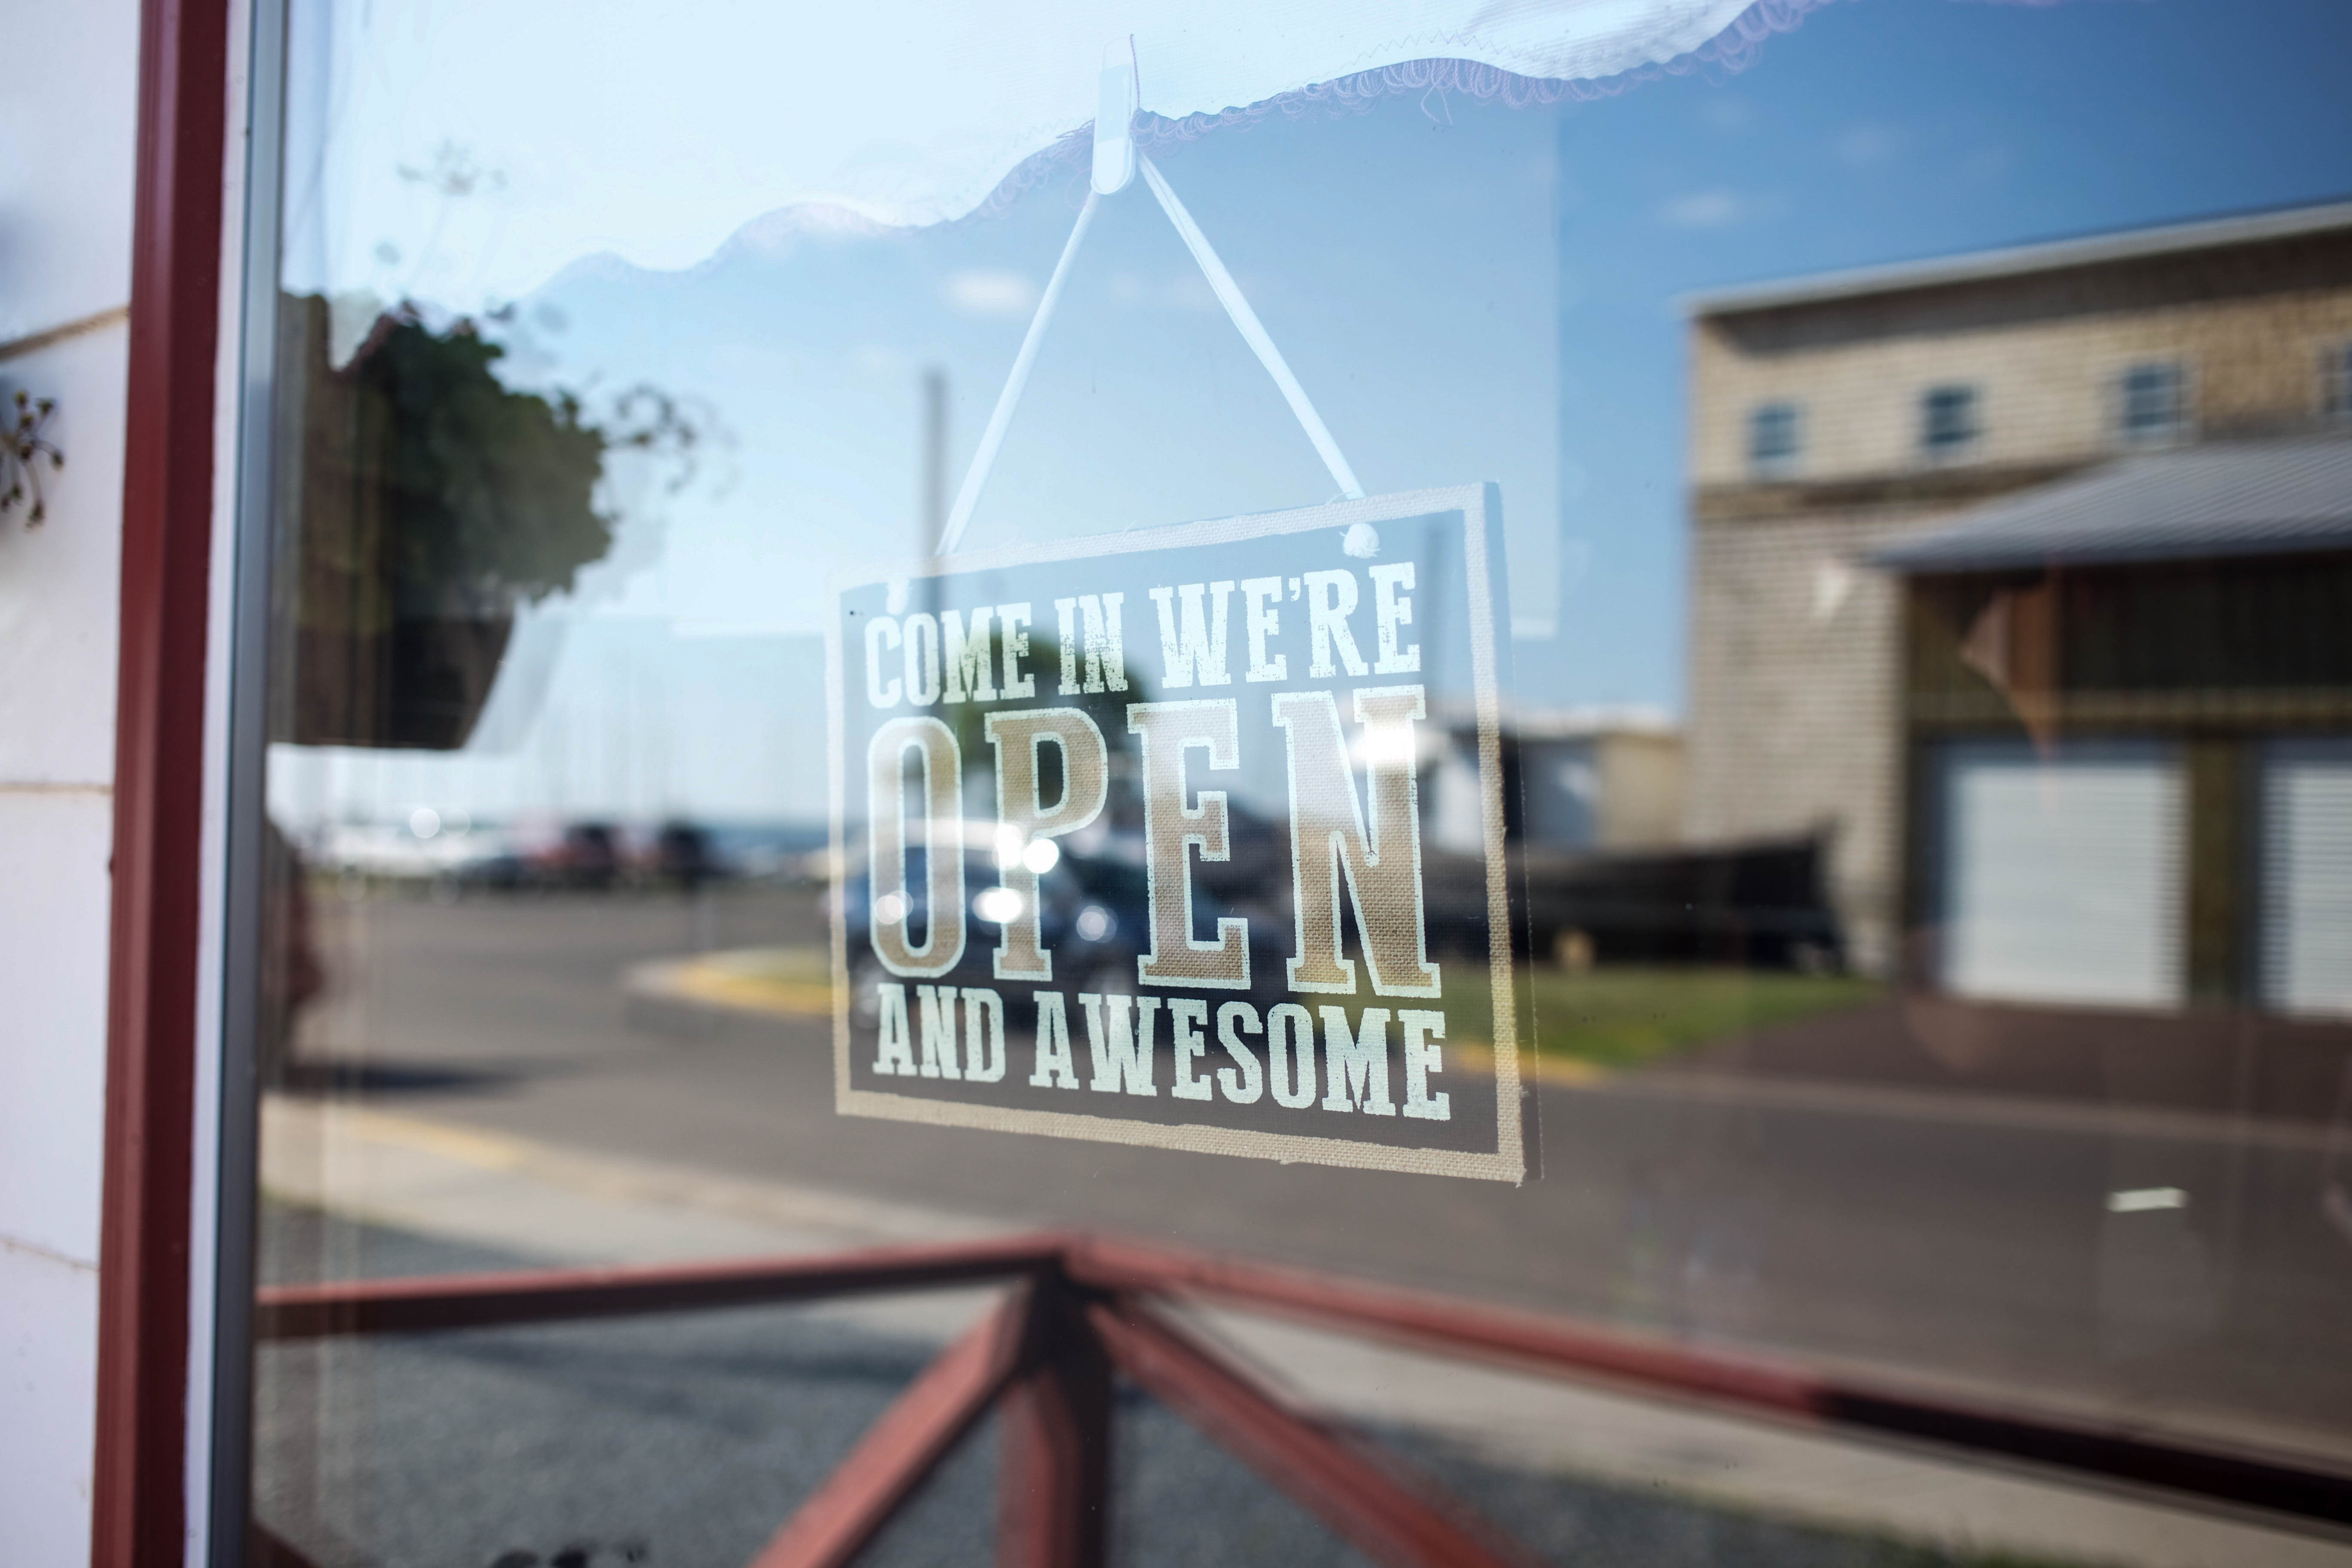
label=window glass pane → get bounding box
[1920,384,1980,456]
[1749,401,1801,475]
[2323,343,2352,420]
[233,4,2352,1565]
[2120,361,2188,444]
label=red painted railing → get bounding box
[250,1232,2352,1566]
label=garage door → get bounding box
[2262,738,2352,1019]
[1940,741,2184,1009]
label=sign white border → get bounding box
[825,485,1525,1183]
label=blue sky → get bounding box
[274,0,2352,827]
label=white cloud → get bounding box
[941,269,1040,318]
[1701,95,1752,132]
[1657,188,1745,229]
[1963,144,2014,184]
[1833,122,1906,169]
[1108,270,1223,313]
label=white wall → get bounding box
[0,0,144,1557]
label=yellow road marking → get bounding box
[628,948,836,1018]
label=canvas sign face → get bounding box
[826,486,1527,1182]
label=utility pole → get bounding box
[922,366,949,558]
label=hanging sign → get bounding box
[827,486,1528,1181]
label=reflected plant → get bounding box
[391,142,508,299]
[605,382,722,497]
[1,389,63,527]
[397,140,506,200]
[281,294,723,748]
[353,308,613,611]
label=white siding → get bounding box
[0,0,142,1551]
[1941,742,2184,1009]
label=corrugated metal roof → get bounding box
[1681,199,2352,318]
[1872,436,2352,573]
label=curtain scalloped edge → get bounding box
[965,0,1838,221]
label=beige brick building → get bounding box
[1682,202,2352,975]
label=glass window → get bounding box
[2324,340,2352,420]
[1919,383,1980,460]
[2118,359,2191,445]
[1747,401,1801,477]
[220,5,2352,1565]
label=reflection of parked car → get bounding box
[557,822,620,890]
[1512,833,1844,971]
[839,836,1292,1029]
[654,821,717,889]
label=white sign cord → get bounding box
[937,152,1368,556]
[937,187,1102,556]
[1139,156,1365,504]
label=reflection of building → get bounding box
[1421,709,1684,855]
[1513,710,1685,851]
[1883,439,2352,1014]
[1683,202,2352,994]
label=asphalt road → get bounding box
[277,883,2352,1469]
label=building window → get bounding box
[1919,384,1980,461]
[2117,360,2190,446]
[1748,401,1801,477]
[2324,342,2352,421]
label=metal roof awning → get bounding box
[1681,200,2352,318]
[1871,436,2352,573]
